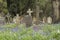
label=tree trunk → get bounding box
[35,0,40,24]
[35,0,40,20]
[53,0,59,22]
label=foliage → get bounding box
[43,24,56,32]
[0,31,18,40]
[0,0,8,14]
[0,0,52,17]
[47,31,60,40]
[0,24,60,40]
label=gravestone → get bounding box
[47,16,52,24]
[23,15,32,27]
[21,8,33,27]
[13,14,20,24]
[43,16,47,23]
[20,9,33,27]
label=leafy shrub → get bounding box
[0,31,18,40]
[48,31,60,40]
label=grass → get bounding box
[1,23,17,28]
[0,24,60,40]
[1,23,26,28]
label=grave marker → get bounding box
[27,9,33,16]
[43,16,47,23]
[47,16,52,24]
[13,14,20,24]
[23,15,32,27]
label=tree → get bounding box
[52,0,59,22]
[0,0,8,17]
[35,0,52,18]
[3,0,8,14]
[6,0,35,16]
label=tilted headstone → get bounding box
[23,15,32,27]
[47,16,52,24]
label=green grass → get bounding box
[1,23,17,28]
[1,23,26,28]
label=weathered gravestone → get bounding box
[21,15,32,27]
[47,16,52,24]
[13,14,20,24]
[22,8,33,27]
[43,16,47,23]
[20,9,33,27]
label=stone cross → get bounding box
[27,9,33,16]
